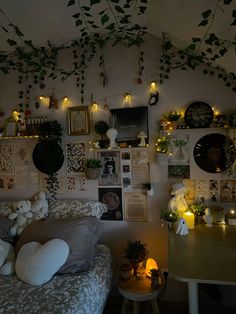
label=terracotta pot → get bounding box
[85,168,100,180]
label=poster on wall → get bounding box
[168,165,190,179]
[209,180,219,202]
[14,142,30,166]
[66,142,86,174]
[124,192,148,222]
[168,136,190,164]
[98,187,123,220]
[98,151,121,186]
[0,144,13,175]
[220,180,236,202]
[182,179,195,202]
[195,180,208,203]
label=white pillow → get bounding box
[16,239,69,286]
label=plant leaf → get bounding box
[202,9,212,19]
[198,19,208,27]
[67,0,75,6]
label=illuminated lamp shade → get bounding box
[145,257,158,277]
[149,81,159,106]
[91,102,99,112]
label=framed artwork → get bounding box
[4,118,17,137]
[220,180,236,202]
[68,106,90,135]
[98,187,123,221]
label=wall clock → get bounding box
[184,102,213,128]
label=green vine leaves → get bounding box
[0,1,147,105]
[160,0,236,92]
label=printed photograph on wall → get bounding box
[98,151,121,186]
[168,165,190,179]
[15,142,30,166]
[209,180,219,202]
[98,187,123,220]
[168,136,189,164]
[182,179,195,202]
[66,142,86,174]
[195,180,208,203]
[0,144,13,175]
[220,180,236,202]
[124,192,148,222]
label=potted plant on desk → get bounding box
[188,201,206,224]
[160,208,178,230]
[155,135,170,165]
[124,240,148,278]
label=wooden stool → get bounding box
[119,276,162,314]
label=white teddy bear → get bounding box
[8,200,33,236]
[31,191,48,220]
[0,239,15,275]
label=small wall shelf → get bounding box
[0,135,39,140]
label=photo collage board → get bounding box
[97,148,150,222]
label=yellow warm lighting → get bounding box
[12,110,20,121]
[63,96,69,103]
[149,81,158,94]
[124,93,132,104]
[230,209,235,215]
[145,258,158,277]
[91,102,99,112]
[39,96,44,100]
[183,211,195,230]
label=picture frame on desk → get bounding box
[68,106,90,135]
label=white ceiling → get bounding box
[0,0,235,71]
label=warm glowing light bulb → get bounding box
[63,96,69,103]
[91,102,99,112]
[230,209,235,215]
[150,81,158,93]
[39,96,44,101]
[124,93,132,104]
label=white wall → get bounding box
[0,34,236,302]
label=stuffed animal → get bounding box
[176,217,189,235]
[31,191,48,220]
[0,239,15,275]
[8,200,33,236]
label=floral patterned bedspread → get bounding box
[0,244,112,314]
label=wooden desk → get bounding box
[168,225,236,314]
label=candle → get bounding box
[183,211,195,230]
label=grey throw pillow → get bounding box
[15,216,103,274]
[0,215,15,244]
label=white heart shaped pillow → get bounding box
[16,239,69,286]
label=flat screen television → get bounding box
[110,106,149,146]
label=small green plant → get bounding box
[142,182,151,190]
[124,240,148,263]
[160,208,178,222]
[164,111,181,121]
[155,136,169,153]
[94,120,109,137]
[189,201,205,217]
[85,159,102,169]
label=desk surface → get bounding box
[168,225,236,285]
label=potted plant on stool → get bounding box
[124,240,148,278]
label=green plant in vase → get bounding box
[188,201,206,224]
[124,240,148,278]
[85,158,102,180]
[155,136,169,154]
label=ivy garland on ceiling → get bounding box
[0,0,147,105]
[160,0,236,92]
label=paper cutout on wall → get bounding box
[66,142,86,175]
[0,144,13,175]
[168,136,189,164]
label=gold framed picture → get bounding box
[68,106,90,135]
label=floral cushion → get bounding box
[48,199,107,219]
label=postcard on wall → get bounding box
[98,151,121,186]
[98,187,123,221]
[195,180,208,203]
[30,172,39,185]
[131,149,149,165]
[209,180,219,202]
[168,165,190,179]
[131,164,150,190]
[67,176,76,191]
[124,192,148,222]
[15,167,29,188]
[14,142,30,165]
[121,150,131,162]
[77,174,86,191]
[66,142,86,175]
[220,180,236,202]
[0,144,13,175]
[5,175,15,190]
[0,176,5,189]
[182,179,195,202]
[168,135,189,164]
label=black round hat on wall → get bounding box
[32,141,64,175]
[193,133,235,173]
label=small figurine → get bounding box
[176,218,189,235]
[94,142,100,149]
[204,208,213,227]
[138,131,147,147]
[168,183,188,217]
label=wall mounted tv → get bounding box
[110,106,149,146]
